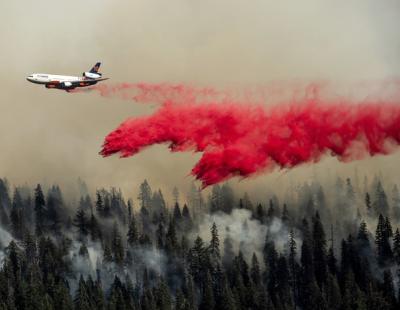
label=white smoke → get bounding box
[194,209,301,263]
[0,226,13,264]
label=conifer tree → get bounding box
[281,203,290,223]
[312,212,327,287]
[173,203,182,222]
[165,218,179,256]
[288,229,298,306]
[127,213,139,247]
[250,253,261,286]
[200,271,215,310]
[34,184,46,235]
[155,278,172,310]
[375,214,393,265]
[95,190,103,216]
[74,276,92,310]
[382,270,396,308]
[111,222,124,266]
[10,188,24,239]
[209,222,220,262]
[138,180,152,209]
[188,236,206,285]
[365,192,372,215]
[267,199,275,220]
[88,213,102,242]
[103,243,113,264]
[73,208,88,241]
[392,228,400,266]
[373,181,389,216]
[357,220,370,250]
[255,204,265,223]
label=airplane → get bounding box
[26,62,109,91]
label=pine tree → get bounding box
[382,270,396,308]
[155,278,172,310]
[384,216,393,238]
[103,243,113,264]
[281,203,290,223]
[373,181,389,216]
[103,195,111,218]
[127,213,139,247]
[111,222,124,266]
[165,218,179,256]
[188,236,206,285]
[95,190,103,216]
[74,275,92,310]
[175,290,188,310]
[217,275,236,310]
[173,203,182,222]
[88,213,102,242]
[138,180,152,208]
[200,271,215,310]
[276,255,293,308]
[156,221,165,250]
[73,208,88,241]
[209,222,220,262]
[375,214,393,265]
[325,273,341,310]
[288,229,298,307]
[263,239,278,304]
[10,188,24,239]
[357,220,370,250]
[108,276,126,310]
[250,253,261,286]
[255,204,265,223]
[223,232,235,268]
[267,199,275,220]
[393,228,400,265]
[210,185,221,213]
[365,192,372,215]
[182,272,195,309]
[34,184,46,236]
[220,183,234,214]
[312,212,327,287]
[181,204,192,232]
[346,178,355,205]
[327,245,337,276]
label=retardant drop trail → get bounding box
[101,100,400,187]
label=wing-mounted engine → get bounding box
[83,72,102,79]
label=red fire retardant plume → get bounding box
[101,100,400,187]
[88,83,225,104]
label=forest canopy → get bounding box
[0,176,399,310]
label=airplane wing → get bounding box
[70,77,109,86]
[91,77,109,82]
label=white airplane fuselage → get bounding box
[26,62,108,91]
[27,74,86,84]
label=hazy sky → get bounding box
[1,1,400,202]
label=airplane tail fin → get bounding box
[89,62,101,73]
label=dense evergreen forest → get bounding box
[0,175,400,310]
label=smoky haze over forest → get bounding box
[1,0,400,199]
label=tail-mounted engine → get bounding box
[83,71,102,79]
